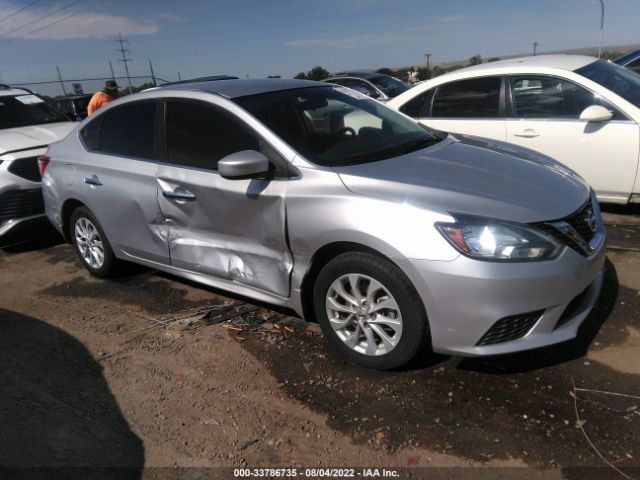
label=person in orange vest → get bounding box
[87,80,119,115]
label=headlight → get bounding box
[436,216,563,262]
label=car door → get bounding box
[77,100,169,264]
[412,76,506,140]
[156,98,292,297]
[505,75,640,202]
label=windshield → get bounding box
[367,75,409,98]
[0,94,69,129]
[575,59,640,108]
[235,86,440,166]
[613,50,640,66]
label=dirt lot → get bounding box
[1,207,639,480]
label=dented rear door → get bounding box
[157,99,292,297]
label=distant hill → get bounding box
[417,42,640,69]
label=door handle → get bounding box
[84,175,103,186]
[162,188,196,201]
[513,129,539,138]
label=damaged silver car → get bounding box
[42,79,605,369]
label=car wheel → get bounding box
[69,206,119,277]
[313,252,429,370]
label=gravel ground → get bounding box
[0,206,638,480]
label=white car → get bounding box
[387,55,640,205]
[0,85,76,243]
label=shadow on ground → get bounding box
[0,308,144,479]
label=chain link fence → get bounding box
[9,75,172,99]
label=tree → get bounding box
[468,55,482,66]
[430,65,444,78]
[294,72,307,80]
[486,57,501,63]
[306,66,330,81]
[601,50,623,60]
[416,67,431,81]
[376,67,394,76]
[445,64,465,73]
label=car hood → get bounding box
[333,134,590,223]
[0,122,76,155]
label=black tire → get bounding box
[313,252,429,370]
[69,206,120,277]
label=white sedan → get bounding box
[387,55,640,205]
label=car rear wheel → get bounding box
[313,252,429,370]
[70,206,119,277]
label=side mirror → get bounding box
[579,105,613,123]
[368,90,381,99]
[218,150,270,179]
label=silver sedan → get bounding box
[42,79,605,369]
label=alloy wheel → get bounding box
[74,217,105,269]
[325,273,403,356]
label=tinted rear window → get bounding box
[99,101,157,159]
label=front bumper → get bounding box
[0,153,45,240]
[398,240,606,357]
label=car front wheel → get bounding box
[313,252,429,370]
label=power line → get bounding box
[0,0,82,38]
[0,0,40,24]
[115,33,133,94]
[0,5,90,46]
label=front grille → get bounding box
[537,199,599,257]
[0,189,44,224]
[7,157,41,182]
[565,200,596,244]
[477,310,544,346]
[554,287,590,330]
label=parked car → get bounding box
[53,94,92,120]
[159,75,239,87]
[43,79,605,369]
[0,85,76,244]
[387,55,640,205]
[613,49,640,74]
[324,71,409,102]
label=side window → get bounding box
[399,90,434,118]
[166,100,259,170]
[99,101,157,159]
[627,57,640,74]
[341,79,378,97]
[432,77,501,118]
[79,116,102,151]
[510,76,606,119]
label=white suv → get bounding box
[0,85,76,244]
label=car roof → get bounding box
[330,71,381,79]
[0,86,35,96]
[458,54,597,74]
[156,78,328,98]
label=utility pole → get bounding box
[56,66,68,96]
[108,61,115,80]
[533,42,538,56]
[178,72,182,81]
[115,33,133,94]
[598,0,605,58]
[424,53,432,71]
[148,59,156,86]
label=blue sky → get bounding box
[0,0,638,89]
